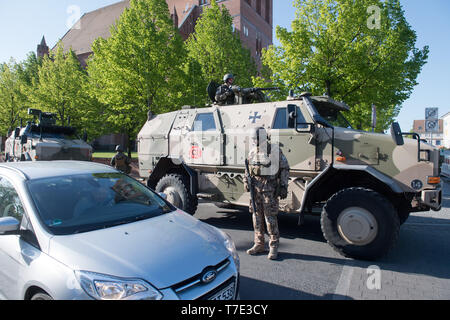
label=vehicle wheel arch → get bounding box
[302,166,409,215]
[147,157,198,197]
[24,285,52,300]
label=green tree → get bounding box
[88,0,186,154]
[32,44,94,135]
[0,60,27,136]
[185,0,257,105]
[256,0,428,131]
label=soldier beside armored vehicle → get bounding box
[138,90,442,261]
[4,108,93,163]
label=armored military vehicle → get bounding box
[137,92,442,260]
[4,109,93,162]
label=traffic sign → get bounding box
[425,119,439,132]
[425,108,438,120]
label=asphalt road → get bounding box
[195,178,450,300]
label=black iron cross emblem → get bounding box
[249,112,262,124]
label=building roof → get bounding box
[58,0,131,55]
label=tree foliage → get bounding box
[31,44,95,136]
[256,0,428,131]
[185,0,257,105]
[0,60,26,136]
[88,0,186,152]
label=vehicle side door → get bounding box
[185,110,224,166]
[270,104,318,171]
[0,176,41,300]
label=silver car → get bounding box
[0,161,239,300]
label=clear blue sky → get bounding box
[0,0,449,131]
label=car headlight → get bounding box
[75,271,163,300]
[222,232,240,271]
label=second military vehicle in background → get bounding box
[4,109,93,162]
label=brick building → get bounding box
[54,0,273,68]
[413,119,444,147]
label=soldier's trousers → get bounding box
[249,191,280,249]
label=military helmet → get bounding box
[115,145,124,152]
[223,73,234,83]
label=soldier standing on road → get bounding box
[215,73,236,105]
[111,145,132,174]
[244,127,290,260]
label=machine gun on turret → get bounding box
[207,81,279,105]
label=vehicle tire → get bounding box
[398,208,410,225]
[31,292,53,300]
[321,187,400,261]
[155,174,198,215]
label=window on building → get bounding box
[265,0,271,23]
[243,25,249,37]
[256,0,262,15]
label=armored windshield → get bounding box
[310,97,353,129]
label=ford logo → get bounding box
[201,270,217,284]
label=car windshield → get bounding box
[27,173,174,235]
[314,105,353,129]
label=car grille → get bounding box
[172,258,230,294]
[197,276,237,300]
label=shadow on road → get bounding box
[200,204,450,281]
[239,276,352,300]
[199,208,327,243]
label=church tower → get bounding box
[37,36,49,58]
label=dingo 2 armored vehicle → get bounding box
[137,90,442,260]
[4,109,93,162]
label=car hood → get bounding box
[48,210,230,289]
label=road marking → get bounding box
[333,260,355,300]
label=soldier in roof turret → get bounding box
[215,73,236,106]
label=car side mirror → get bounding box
[0,217,20,235]
[390,122,404,146]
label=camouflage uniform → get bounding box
[215,84,235,105]
[244,141,290,259]
[215,74,236,105]
[111,150,132,174]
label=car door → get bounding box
[185,110,224,166]
[0,176,40,300]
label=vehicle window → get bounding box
[0,178,25,221]
[27,173,175,236]
[314,105,353,129]
[273,107,308,129]
[193,113,217,132]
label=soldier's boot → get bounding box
[268,246,278,260]
[246,244,266,255]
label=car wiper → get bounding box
[73,225,102,234]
